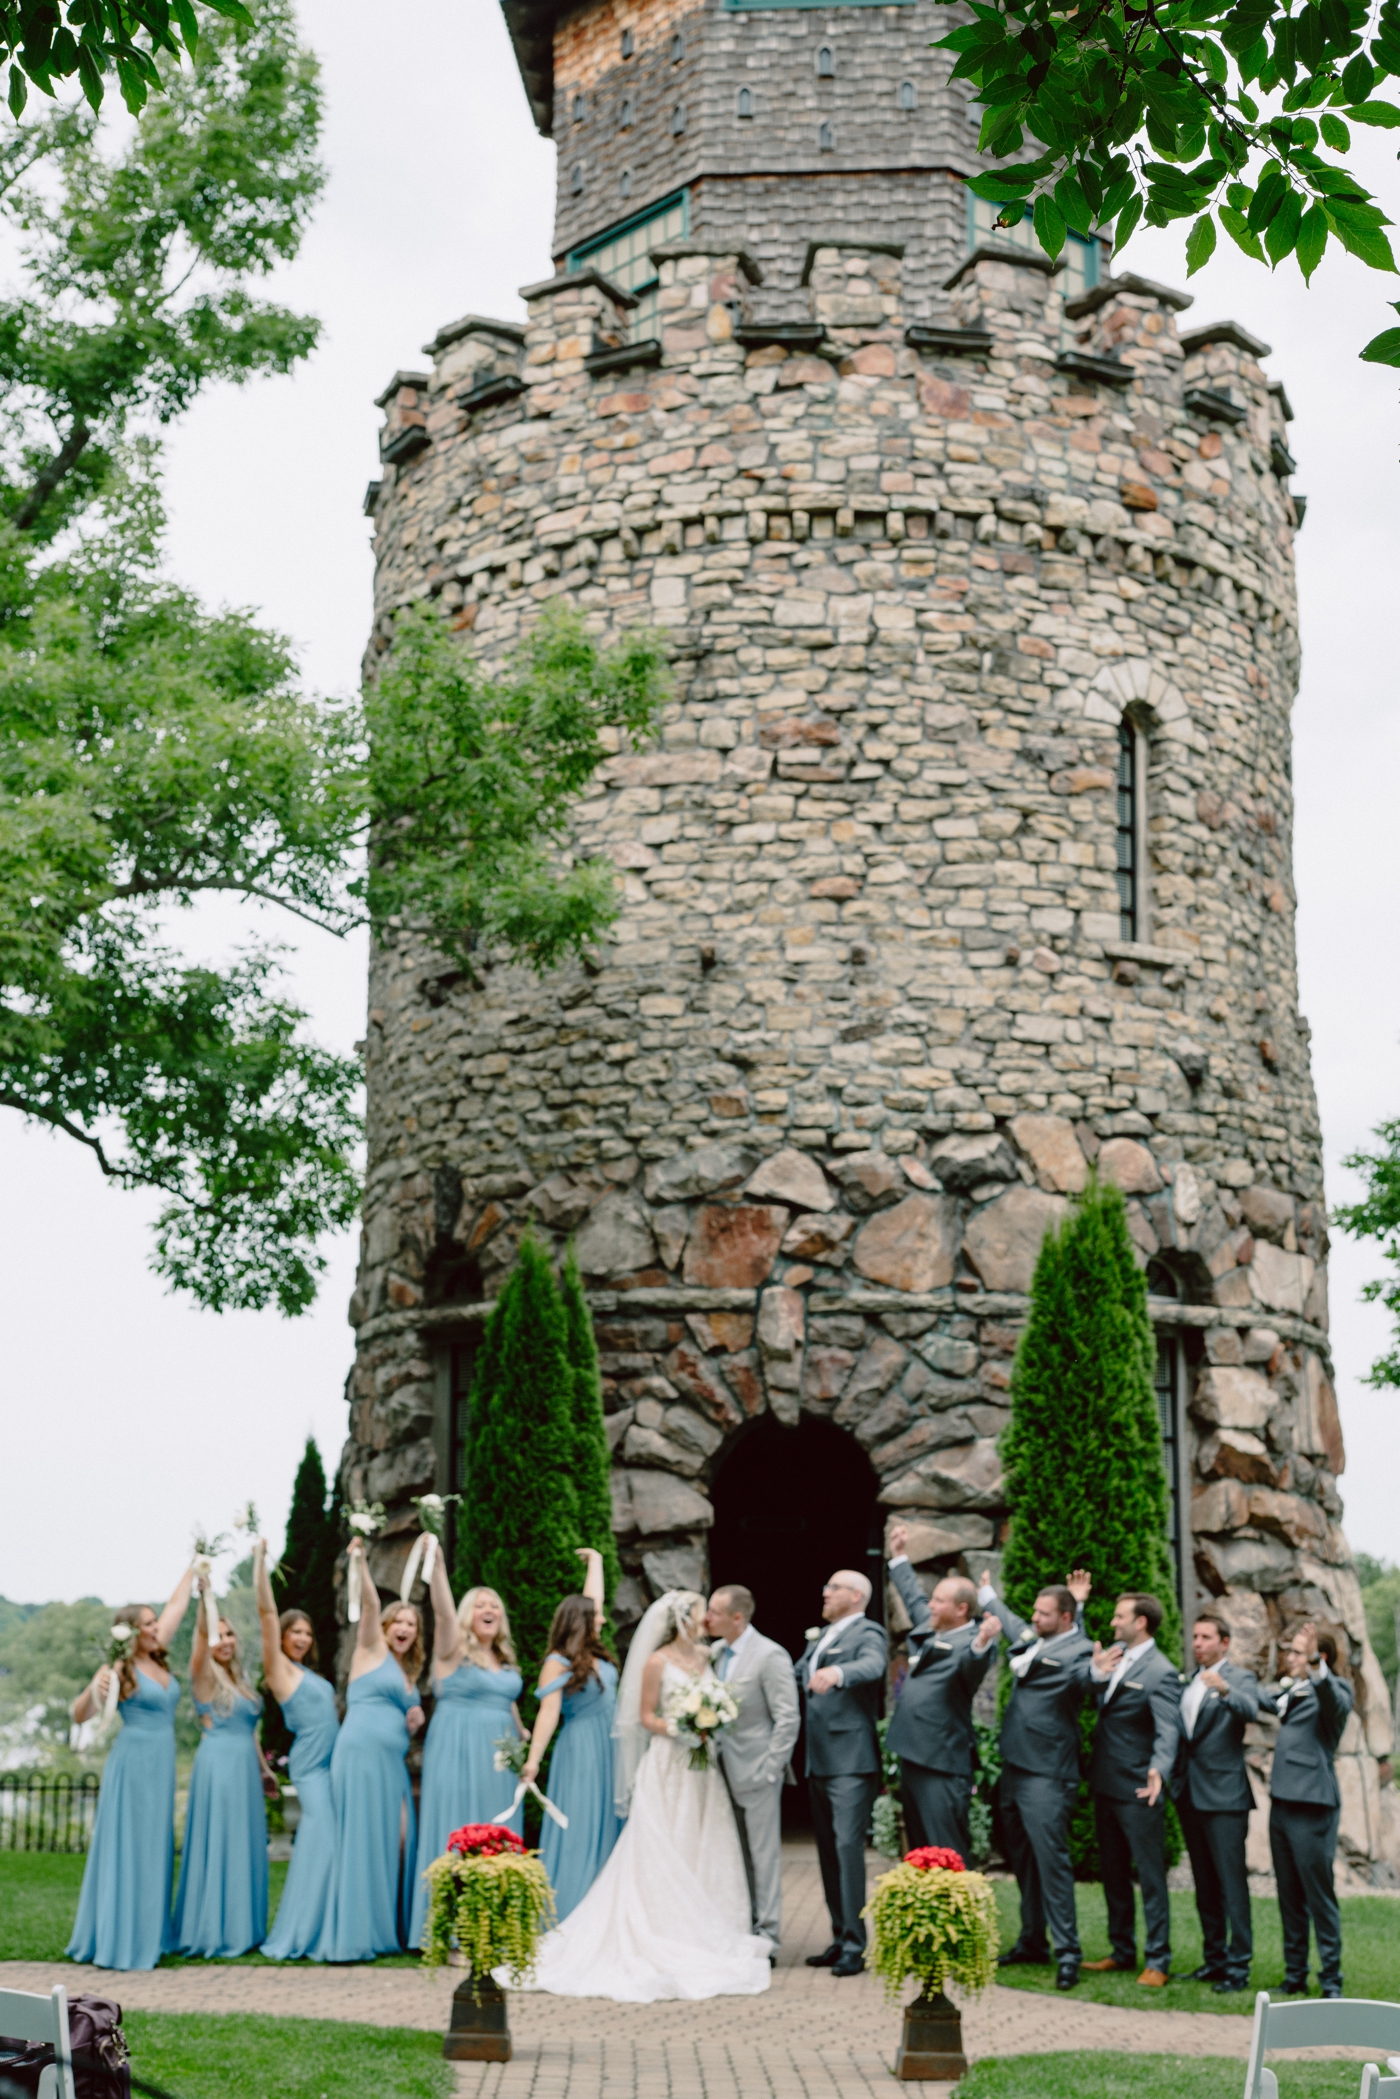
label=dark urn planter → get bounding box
[442,1972,511,2062]
[894,1987,967,2082]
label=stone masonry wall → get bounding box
[348,241,1397,1877]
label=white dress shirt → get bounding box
[1008,1625,1080,1680]
[716,1623,755,1681]
[809,1611,864,1685]
[1099,1635,1156,1702]
[1180,1668,1210,1737]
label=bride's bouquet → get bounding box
[662,1670,740,1772]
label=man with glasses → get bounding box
[798,1567,887,1977]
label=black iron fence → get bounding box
[0,1771,100,1852]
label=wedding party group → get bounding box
[63,1523,1357,2006]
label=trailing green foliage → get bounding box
[0,4,259,124]
[365,601,668,974]
[937,0,1400,364]
[421,1849,555,1975]
[866,1861,1001,2000]
[271,1436,339,1668]
[560,1243,622,1610]
[1334,1122,1400,1386]
[1356,1553,1400,1698]
[456,1236,584,1694]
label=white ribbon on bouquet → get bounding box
[91,1625,137,1744]
[491,1779,569,1830]
[399,1530,439,1601]
[193,1556,220,1643]
[347,1550,364,1624]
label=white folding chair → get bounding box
[1244,1992,1400,2099]
[1358,2064,1400,2099]
[0,1983,76,2099]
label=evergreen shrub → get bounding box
[560,1244,622,1610]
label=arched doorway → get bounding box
[708,1414,883,1825]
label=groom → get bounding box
[798,1569,888,1976]
[706,1584,801,1952]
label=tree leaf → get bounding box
[1359,324,1400,362]
[1319,111,1351,147]
[1296,200,1330,278]
[1341,50,1374,98]
[1186,211,1218,272]
[1034,192,1068,258]
[1115,192,1145,250]
[1265,187,1304,261]
[6,62,25,117]
[1325,202,1399,269]
[1347,100,1400,125]
[1220,204,1267,258]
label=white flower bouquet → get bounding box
[493,1733,530,1777]
[342,1499,386,1538]
[662,1670,740,1772]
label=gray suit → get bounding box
[713,1626,800,1945]
[985,1595,1094,1965]
[1262,1666,1354,1993]
[1089,1641,1183,1974]
[1172,1659,1260,1983]
[886,1558,995,1857]
[798,1613,888,1956]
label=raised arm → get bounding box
[1315,1666,1354,1748]
[154,1561,197,1650]
[578,1547,605,1618]
[428,1541,462,1667]
[887,1557,933,1641]
[255,1540,297,1703]
[190,1574,216,1699]
[348,1538,387,1662]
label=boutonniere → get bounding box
[805,1627,821,1643]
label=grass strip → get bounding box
[123,2010,452,2099]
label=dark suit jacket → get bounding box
[798,1613,888,1778]
[1171,1658,1260,1815]
[1263,1667,1354,1808]
[1088,1640,1183,1802]
[885,1558,994,1776]
[985,1596,1094,1786]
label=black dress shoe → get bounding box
[832,1954,866,1977]
[1322,1986,1343,2001]
[1056,1965,1080,1991]
[999,1946,1051,1967]
[1189,1965,1225,1983]
[806,1944,842,1968]
[1283,1979,1309,1997]
[1213,1980,1249,1994]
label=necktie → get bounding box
[716,1646,732,1680]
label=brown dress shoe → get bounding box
[1082,1958,1135,1972]
[1138,1968,1170,1987]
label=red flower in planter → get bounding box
[904,1845,966,1872]
[446,1823,527,1857]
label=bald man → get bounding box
[887,1532,1000,1858]
[798,1567,888,1976]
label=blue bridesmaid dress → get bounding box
[171,1690,269,1957]
[408,1661,524,1950]
[536,1655,620,1921]
[261,1669,339,1960]
[67,1668,180,1970]
[323,1653,418,1959]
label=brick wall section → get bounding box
[354,245,1396,1874]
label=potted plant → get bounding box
[422,1823,555,2062]
[867,1845,1000,2082]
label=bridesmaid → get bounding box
[523,1548,621,1921]
[323,1538,425,1959]
[254,1538,339,1961]
[67,1563,197,1970]
[171,1575,271,1957]
[408,1554,524,1950]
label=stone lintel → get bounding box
[373,368,430,409]
[1103,939,1193,969]
[518,267,639,310]
[650,240,764,284]
[422,314,527,358]
[801,239,905,285]
[1064,271,1194,321]
[942,242,1064,291]
[1179,319,1272,359]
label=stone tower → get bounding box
[344,0,1398,1876]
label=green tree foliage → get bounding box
[939,0,1400,366]
[0,1596,111,1768]
[561,1243,622,1610]
[0,3,255,122]
[364,601,669,974]
[1333,1124,1400,1387]
[1001,1175,1181,1878]
[1356,1554,1400,1700]
[456,1236,584,1695]
[272,1436,339,1671]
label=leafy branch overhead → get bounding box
[0,1,255,121]
[940,0,1400,364]
[1334,1120,1400,1387]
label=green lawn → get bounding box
[123,2011,451,2099]
[0,1854,416,1967]
[960,2056,1369,2099]
[990,1882,1400,2012]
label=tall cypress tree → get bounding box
[561,1244,621,1607]
[457,1235,583,1691]
[1000,1175,1181,1874]
[272,1436,339,1676]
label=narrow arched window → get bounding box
[570,160,584,196]
[1116,716,1145,940]
[670,30,684,61]
[619,95,633,127]
[818,120,834,151]
[620,168,632,197]
[817,44,835,76]
[620,26,634,56]
[898,79,916,110]
[736,86,753,117]
[672,102,687,134]
[572,92,585,122]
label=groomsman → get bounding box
[1084,1592,1182,1987]
[1171,1609,1261,1993]
[975,1565,1094,1991]
[886,1528,999,1858]
[1264,1622,1353,1999]
[705,1583,801,1954]
[798,1568,888,1977]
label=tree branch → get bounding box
[13,420,92,532]
[103,871,363,935]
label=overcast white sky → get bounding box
[0,1,1396,1604]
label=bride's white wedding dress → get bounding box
[519,1659,772,2001]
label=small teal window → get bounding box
[967,192,1102,301]
[568,189,690,343]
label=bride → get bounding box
[517,1589,772,2001]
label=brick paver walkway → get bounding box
[2,1843,1371,2095]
